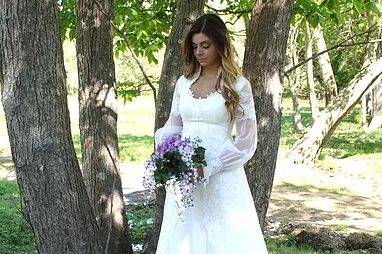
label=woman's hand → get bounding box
[197,165,204,178]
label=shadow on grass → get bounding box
[268,182,382,233]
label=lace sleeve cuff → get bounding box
[202,158,223,188]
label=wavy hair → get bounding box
[181,13,243,122]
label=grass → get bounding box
[266,238,366,254]
[0,180,35,254]
[118,134,154,163]
[71,134,154,163]
[278,182,349,195]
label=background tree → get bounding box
[362,0,382,131]
[0,1,102,252]
[76,0,133,252]
[305,21,320,124]
[287,22,305,131]
[286,0,381,164]
[313,24,338,104]
[242,0,293,230]
[290,59,382,165]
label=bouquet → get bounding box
[143,134,207,218]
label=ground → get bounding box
[1,148,380,235]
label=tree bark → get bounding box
[0,1,102,253]
[305,21,319,124]
[368,77,382,130]
[288,24,304,131]
[290,59,382,165]
[313,24,338,104]
[146,0,205,253]
[76,0,132,253]
[242,0,293,230]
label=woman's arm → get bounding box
[154,77,183,147]
[202,78,257,183]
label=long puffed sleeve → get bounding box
[154,78,183,147]
[203,78,257,182]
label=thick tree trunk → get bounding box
[76,0,132,253]
[146,0,205,253]
[313,24,338,104]
[0,1,102,253]
[290,59,382,165]
[242,0,293,230]
[305,22,319,124]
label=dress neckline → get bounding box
[188,67,222,100]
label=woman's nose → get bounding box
[196,46,203,55]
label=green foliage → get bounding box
[292,0,381,28]
[0,180,35,254]
[59,0,176,64]
[192,146,207,169]
[215,0,253,26]
[126,204,155,245]
[116,81,142,103]
[59,0,76,41]
[114,0,176,63]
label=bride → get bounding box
[154,13,268,254]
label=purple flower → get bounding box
[143,135,207,219]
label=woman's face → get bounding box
[191,32,220,67]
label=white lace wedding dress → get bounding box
[154,68,268,254]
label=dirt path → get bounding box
[1,148,381,235]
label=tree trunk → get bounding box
[146,0,205,253]
[361,95,368,127]
[313,24,338,104]
[76,0,132,253]
[305,21,319,124]
[364,1,382,131]
[0,1,102,253]
[368,78,382,130]
[288,24,304,131]
[305,21,320,125]
[242,0,293,230]
[290,59,382,165]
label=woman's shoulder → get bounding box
[177,74,187,84]
[175,75,188,90]
[234,75,251,92]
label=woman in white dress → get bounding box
[154,13,268,254]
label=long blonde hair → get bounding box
[182,13,243,122]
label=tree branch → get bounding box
[285,26,381,76]
[204,4,252,15]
